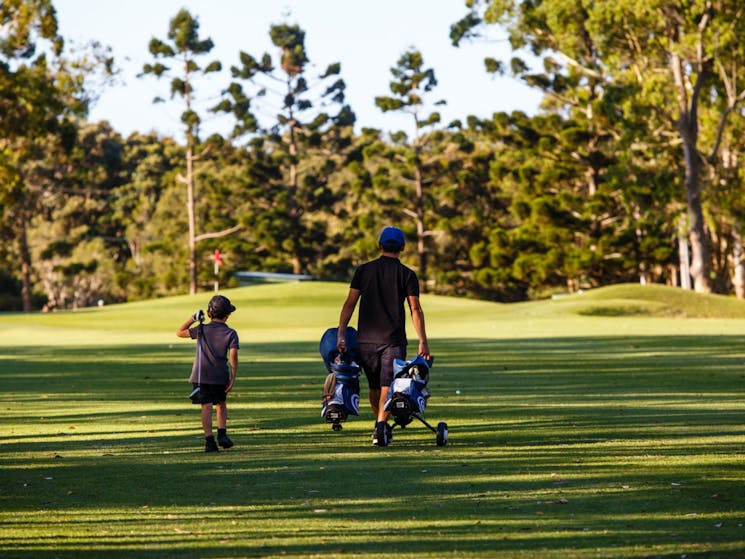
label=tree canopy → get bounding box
[3,1,745,310]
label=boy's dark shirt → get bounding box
[188,321,239,384]
[350,255,419,346]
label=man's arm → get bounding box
[337,288,360,351]
[226,347,238,392]
[408,295,430,360]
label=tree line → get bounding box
[2,0,745,311]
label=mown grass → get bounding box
[1,282,745,558]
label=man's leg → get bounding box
[376,386,390,422]
[373,385,392,447]
[377,344,404,423]
[372,345,405,445]
[369,388,381,416]
[358,343,381,418]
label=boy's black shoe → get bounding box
[205,435,219,453]
[217,432,234,449]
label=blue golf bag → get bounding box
[383,355,448,446]
[319,327,361,431]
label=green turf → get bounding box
[1,282,745,558]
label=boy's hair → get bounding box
[207,295,236,319]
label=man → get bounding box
[177,294,239,452]
[337,226,430,446]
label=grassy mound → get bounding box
[564,283,745,318]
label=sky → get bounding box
[54,0,542,140]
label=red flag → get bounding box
[214,249,223,266]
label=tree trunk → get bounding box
[678,215,691,290]
[414,164,426,291]
[186,144,197,295]
[18,211,33,312]
[633,205,647,284]
[684,146,710,293]
[670,41,710,293]
[733,223,745,299]
[288,119,302,275]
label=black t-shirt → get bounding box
[188,321,239,384]
[350,255,420,345]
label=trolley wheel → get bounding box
[332,422,343,431]
[436,422,448,446]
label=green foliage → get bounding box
[462,0,745,293]
[141,8,220,143]
[269,23,307,76]
[6,3,745,309]
[375,48,443,133]
[0,1,107,310]
[0,0,61,58]
[167,8,215,55]
[218,21,356,276]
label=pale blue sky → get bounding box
[55,0,541,140]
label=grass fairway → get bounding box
[1,282,745,558]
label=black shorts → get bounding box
[191,383,227,405]
[358,343,405,389]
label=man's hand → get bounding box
[418,340,431,362]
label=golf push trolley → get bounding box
[381,354,448,447]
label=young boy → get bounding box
[177,295,239,452]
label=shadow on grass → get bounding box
[1,336,745,557]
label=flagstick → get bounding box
[213,248,221,293]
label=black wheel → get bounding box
[332,423,343,431]
[436,422,448,446]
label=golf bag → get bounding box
[189,314,206,402]
[383,355,448,446]
[320,327,361,431]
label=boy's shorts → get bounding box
[358,343,405,389]
[191,383,227,405]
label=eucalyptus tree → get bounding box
[141,8,224,294]
[0,0,89,310]
[597,1,745,293]
[453,0,745,294]
[701,110,745,295]
[29,121,128,308]
[218,22,355,275]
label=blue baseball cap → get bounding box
[379,226,405,251]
